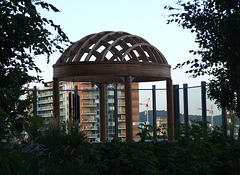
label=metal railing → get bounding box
[28,81,239,140]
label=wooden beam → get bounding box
[100,83,106,141]
[53,78,60,131]
[53,62,171,83]
[125,76,133,140]
[166,78,174,141]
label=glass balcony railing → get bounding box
[82,126,98,130]
[82,118,98,123]
[37,99,53,104]
[81,95,98,99]
[37,113,53,118]
[118,110,125,114]
[86,134,98,138]
[81,103,97,107]
[119,134,126,137]
[118,126,126,129]
[118,118,126,122]
[81,111,97,115]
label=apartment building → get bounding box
[32,81,139,141]
[35,82,69,124]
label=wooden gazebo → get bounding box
[53,31,174,141]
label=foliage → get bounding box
[165,0,240,116]
[1,122,240,175]
[0,0,70,140]
[136,122,153,142]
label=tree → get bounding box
[0,0,70,138]
[165,0,240,116]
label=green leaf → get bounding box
[24,122,31,134]
[30,116,43,127]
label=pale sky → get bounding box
[31,0,210,89]
[30,0,221,115]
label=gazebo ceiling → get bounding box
[53,31,171,83]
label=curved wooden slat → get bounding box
[54,31,170,83]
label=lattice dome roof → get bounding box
[53,31,171,83]
[56,31,168,64]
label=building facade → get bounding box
[32,81,139,141]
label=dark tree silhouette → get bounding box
[165,0,240,116]
[0,0,70,137]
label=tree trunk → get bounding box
[234,62,240,118]
[237,85,240,118]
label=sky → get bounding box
[30,0,221,115]
[32,0,211,89]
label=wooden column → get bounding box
[166,78,174,141]
[114,84,119,138]
[125,76,133,140]
[53,78,60,131]
[100,83,106,142]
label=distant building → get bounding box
[30,81,139,141]
[35,82,68,124]
[156,117,167,135]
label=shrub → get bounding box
[1,121,240,175]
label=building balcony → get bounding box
[118,103,125,107]
[118,95,125,99]
[82,126,98,130]
[37,92,53,97]
[60,112,65,116]
[37,113,53,118]
[81,103,97,107]
[37,99,53,104]
[118,118,126,122]
[37,106,52,111]
[118,126,126,130]
[86,134,98,138]
[118,110,125,114]
[81,111,97,115]
[60,105,65,109]
[37,105,65,112]
[60,97,65,100]
[37,97,65,104]
[119,134,126,137]
[81,95,98,99]
[60,90,66,94]
[80,87,98,91]
[118,87,125,90]
[82,118,98,123]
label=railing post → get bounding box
[114,84,118,138]
[152,85,157,138]
[74,86,79,123]
[77,94,80,123]
[100,83,106,141]
[173,85,180,139]
[53,78,60,131]
[201,81,207,127]
[166,78,174,141]
[69,92,72,120]
[183,84,189,128]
